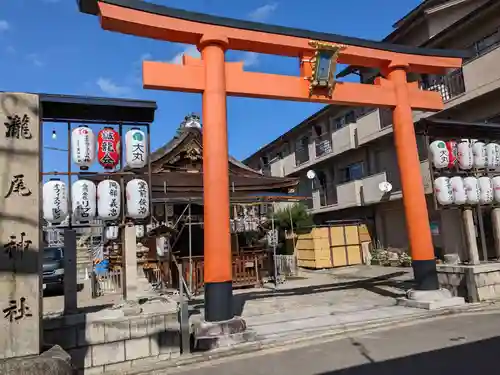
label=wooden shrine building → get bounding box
[134,116,300,294]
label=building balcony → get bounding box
[336,180,363,208]
[462,45,500,96]
[420,68,466,103]
[355,108,393,146]
[332,122,357,155]
[359,160,432,206]
[295,148,310,166]
[360,172,388,205]
[309,180,361,214]
[311,187,338,210]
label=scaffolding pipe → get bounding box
[271,202,278,288]
[188,201,193,291]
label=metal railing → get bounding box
[420,68,466,102]
[315,133,332,157]
[91,269,122,297]
[274,254,297,276]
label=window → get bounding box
[296,136,309,149]
[332,111,356,130]
[339,162,364,183]
[295,136,310,165]
[260,155,271,176]
[467,27,500,60]
[313,124,323,137]
[345,111,356,124]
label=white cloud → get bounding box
[242,52,259,67]
[168,45,200,64]
[248,3,278,22]
[139,53,152,62]
[126,53,153,86]
[96,77,132,96]
[0,20,9,32]
[26,53,44,67]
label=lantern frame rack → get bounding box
[416,118,500,263]
[40,93,158,231]
[415,118,500,212]
[424,134,500,212]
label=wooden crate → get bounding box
[296,224,363,269]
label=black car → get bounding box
[43,247,64,290]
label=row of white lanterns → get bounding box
[71,126,148,170]
[42,178,150,224]
[434,175,500,206]
[429,139,500,170]
[104,225,145,241]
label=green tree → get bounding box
[270,203,313,232]
[266,203,312,255]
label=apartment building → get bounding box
[243,0,500,259]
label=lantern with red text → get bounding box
[97,127,120,169]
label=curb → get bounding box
[114,302,499,375]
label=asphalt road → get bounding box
[169,311,500,375]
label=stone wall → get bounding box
[0,92,42,359]
[43,311,181,374]
[438,263,500,302]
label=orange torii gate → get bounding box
[78,0,469,325]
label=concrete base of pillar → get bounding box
[192,316,254,351]
[397,288,465,310]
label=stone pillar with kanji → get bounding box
[0,92,42,359]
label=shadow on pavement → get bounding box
[320,335,499,374]
[231,271,412,316]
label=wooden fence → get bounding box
[179,251,269,295]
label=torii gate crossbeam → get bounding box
[78,0,470,328]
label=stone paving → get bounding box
[43,265,421,346]
[185,266,419,342]
[43,266,414,317]
[238,266,413,316]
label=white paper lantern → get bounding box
[463,177,480,205]
[72,180,97,222]
[105,226,119,241]
[492,176,500,203]
[97,180,121,221]
[43,179,69,224]
[429,140,449,169]
[126,179,149,219]
[434,177,453,205]
[457,140,473,170]
[125,128,147,169]
[449,176,467,205]
[472,141,486,169]
[478,176,493,205]
[71,126,96,170]
[135,225,145,238]
[156,237,166,257]
[486,143,500,169]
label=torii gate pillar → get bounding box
[388,65,439,291]
[199,35,235,322]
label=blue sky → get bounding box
[1,0,422,173]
